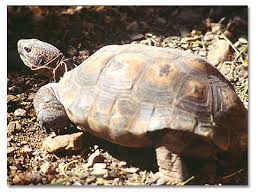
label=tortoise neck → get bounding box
[37,53,77,82]
[51,54,77,82]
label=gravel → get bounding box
[7,6,248,186]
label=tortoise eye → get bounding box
[24,47,31,53]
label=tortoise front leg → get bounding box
[33,83,71,134]
[155,146,189,185]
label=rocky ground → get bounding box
[7,6,248,185]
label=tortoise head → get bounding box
[17,39,62,69]
[17,39,75,81]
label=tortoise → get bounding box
[17,39,248,184]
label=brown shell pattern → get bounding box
[57,44,246,149]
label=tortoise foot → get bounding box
[154,146,189,185]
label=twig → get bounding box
[176,176,195,186]
[62,159,79,177]
[220,33,245,65]
[222,169,245,180]
[233,47,247,63]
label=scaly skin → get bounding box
[17,39,74,132]
[17,39,76,81]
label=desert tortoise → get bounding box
[17,39,248,184]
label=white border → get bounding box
[2,1,258,195]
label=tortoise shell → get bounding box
[55,44,247,151]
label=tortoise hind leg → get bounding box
[155,146,189,185]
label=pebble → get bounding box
[86,149,105,168]
[8,121,22,134]
[120,167,139,173]
[20,146,33,156]
[163,36,181,42]
[40,162,54,174]
[118,161,127,167]
[9,165,18,171]
[7,146,15,155]
[218,64,231,76]
[20,140,27,145]
[181,43,189,49]
[73,181,82,186]
[27,93,35,101]
[42,132,84,153]
[191,29,198,36]
[198,50,207,57]
[207,39,231,66]
[93,163,107,169]
[239,37,248,44]
[181,36,200,42]
[7,95,18,103]
[12,173,29,185]
[7,122,16,133]
[95,178,105,185]
[91,166,108,177]
[14,108,27,117]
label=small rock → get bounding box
[163,36,181,42]
[91,166,108,177]
[42,132,84,153]
[8,121,22,134]
[238,37,248,44]
[181,43,189,49]
[120,167,139,173]
[12,173,30,185]
[113,178,120,182]
[27,93,35,101]
[86,149,105,167]
[93,163,107,169]
[7,122,16,133]
[40,162,55,174]
[7,147,15,155]
[218,64,231,76]
[207,39,231,66]
[20,146,33,156]
[20,141,27,145]
[95,178,105,185]
[191,29,198,36]
[118,161,127,167]
[73,181,82,186]
[15,121,22,131]
[9,165,18,171]
[7,94,18,103]
[198,50,207,57]
[181,36,200,42]
[14,108,26,117]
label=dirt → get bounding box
[7,6,248,186]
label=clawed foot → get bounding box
[39,120,51,134]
